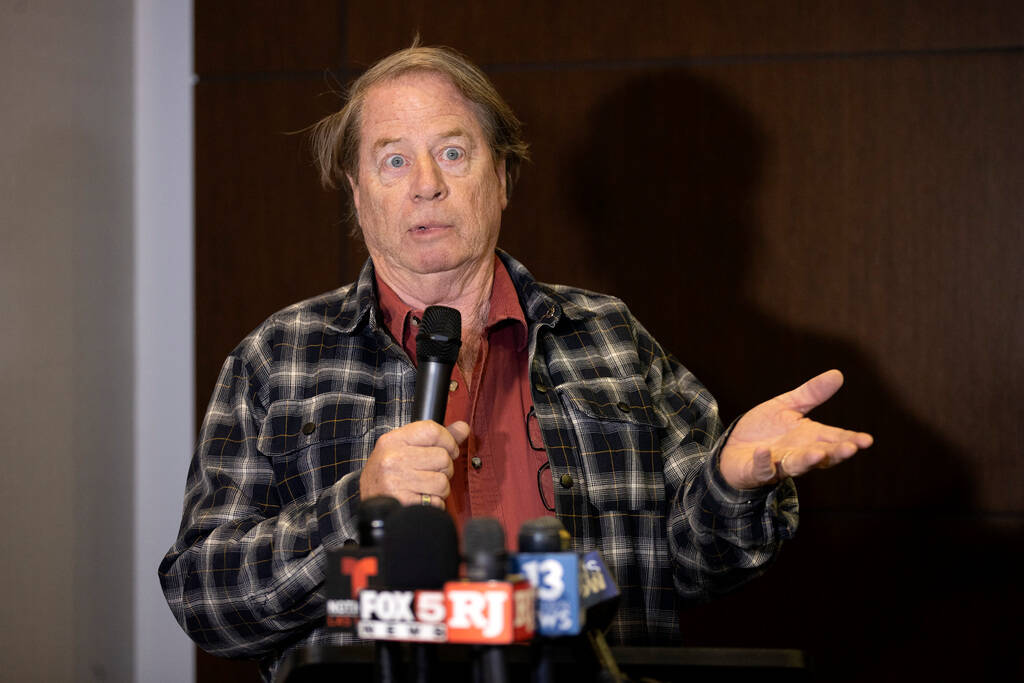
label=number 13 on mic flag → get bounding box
[512,552,582,636]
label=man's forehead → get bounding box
[359,71,486,145]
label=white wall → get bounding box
[134,1,195,681]
[0,1,193,680]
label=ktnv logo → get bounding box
[356,580,536,644]
[512,553,582,636]
[512,550,617,636]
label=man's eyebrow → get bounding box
[372,137,402,153]
[436,128,469,140]
[370,130,472,153]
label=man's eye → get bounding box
[385,155,405,168]
[442,147,462,161]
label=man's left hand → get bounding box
[719,369,873,490]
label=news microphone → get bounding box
[412,305,461,423]
[362,505,459,683]
[443,519,535,649]
[513,517,625,682]
[358,497,402,683]
[576,550,623,683]
[359,505,458,640]
[461,518,509,683]
[324,496,400,634]
[515,517,581,637]
[358,495,402,548]
[516,517,572,683]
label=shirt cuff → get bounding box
[316,469,362,551]
[703,416,779,514]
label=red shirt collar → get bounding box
[375,255,528,356]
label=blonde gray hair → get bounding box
[311,44,530,204]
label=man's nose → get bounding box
[411,156,448,201]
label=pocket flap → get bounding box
[558,376,662,428]
[257,392,374,457]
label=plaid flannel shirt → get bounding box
[159,250,798,681]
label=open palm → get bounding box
[719,369,874,490]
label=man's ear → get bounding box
[496,156,508,210]
[346,174,361,215]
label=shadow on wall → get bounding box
[562,69,1021,681]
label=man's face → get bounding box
[348,71,507,284]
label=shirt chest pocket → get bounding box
[257,392,375,503]
[558,376,666,512]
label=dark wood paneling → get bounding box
[196,0,344,74]
[194,77,350,421]
[346,0,1024,66]
[677,514,1024,680]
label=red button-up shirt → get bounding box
[375,256,554,546]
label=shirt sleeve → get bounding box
[636,321,799,603]
[157,345,362,659]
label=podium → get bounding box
[275,644,810,682]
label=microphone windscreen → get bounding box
[517,516,571,552]
[463,517,507,581]
[416,305,461,364]
[381,505,459,589]
[356,496,401,548]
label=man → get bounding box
[160,45,872,681]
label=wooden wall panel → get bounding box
[194,78,348,422]
[345,0,1024,65]
[193,2,1023,681]
[196,0,344,74]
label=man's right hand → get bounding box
[359,420,470,508]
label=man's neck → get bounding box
[375,255,495,379]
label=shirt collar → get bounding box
[375,254,529,354]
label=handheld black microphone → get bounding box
[412,305,461,423]
[463,518,510,683]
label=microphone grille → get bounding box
[356,495,401,548]
[463,517,507,581]
[463,517,505,555]
[518,516,571,552]
[416,305,462,364]
[381,505,459,589]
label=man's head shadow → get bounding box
[564,67,972,513]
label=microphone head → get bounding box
[356,495,402,548]
[462,517,507,581]
[517,516,571,552]
[579,550,621,631]
[380,505,459,590]
[416,305,462,364]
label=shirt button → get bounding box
[301,421,316,435]
[616,401,631,413]
[411,316,420,326]
[559,473,573,489]
[449,380,459,392]
[471,457,482,470]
